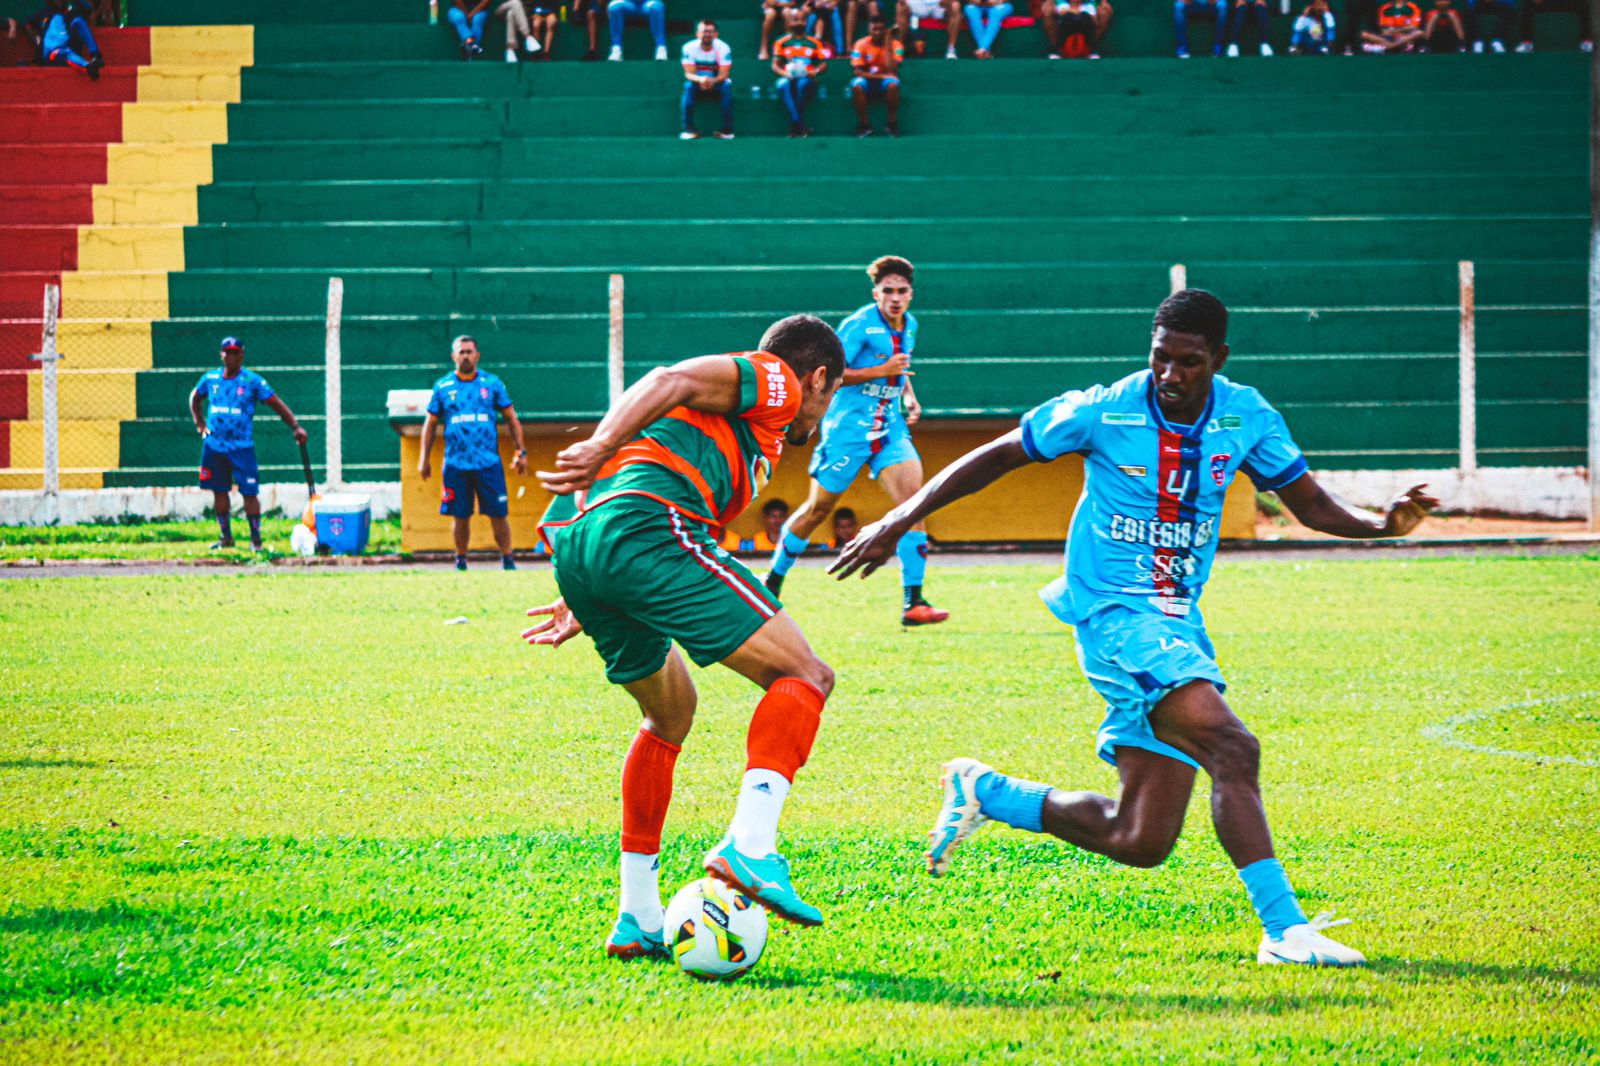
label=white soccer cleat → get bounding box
[926,757,992,877]
[654,45,669,60]
[1259,41,1273,55]
[608,45,623,60]
[1226,42,1240,56]
[1257,912,1366,967]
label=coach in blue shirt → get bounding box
[418,335,529,571]
[189,336,308,551]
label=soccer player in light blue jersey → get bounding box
[188,336,308,552]
[765,255,949,627]
[832,289,1439,966]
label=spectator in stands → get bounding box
[27,0,103,78]
[495,0,543,61]
[418,335,529,572]
[1365,0,1422,48]
[832,507,859,549]
[752,499,791,552]
[569,0,604,59]
[189,337,308,553]
[760,0,798,60]
[851,16,904,136]
[1224,0,1272,53]
[773,7,827,136]
[1042,0,1101,57]
[1420,0,1465,48]
[1463,0,1513,49]
[808,0,849,55]
[964,0,1012,56]
[1173,0,1229,56]
[1288,0,1337,51]
[1517,0,1593,51]
[607,0,668,59]
[1336,0,1375,50]
[446,0,491,58]
[680,20,734,139]
[900,0,963,58]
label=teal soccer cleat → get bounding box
[926,757,992,877]
[703,837,824,927]
[604,912,667,960]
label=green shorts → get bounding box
[550,496,783,685]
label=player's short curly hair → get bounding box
[867,256,914,287]
[1153,289,1228,349]
[759,314,846,385]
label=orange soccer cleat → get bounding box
[901,602,950,627]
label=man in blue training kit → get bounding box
[765,255,949,626]
[188,336,308,552]
[418,335,530,571]
[833,289,1439,966]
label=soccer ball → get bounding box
[664,877,768,981]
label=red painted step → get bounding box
[0,273,61,318]
[0,145,110,185]
[0,227,81,272]
[0,185,95,225]
[0,24,150,69]
[0,420,11,468]
[0,68,141,104]
[0,103,123,144]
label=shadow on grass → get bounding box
[0,758,98,770]
[0,903,161,934]
[1368,956,1600,991]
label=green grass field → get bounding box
[3,556,1598,1064]
[0,517,404,562]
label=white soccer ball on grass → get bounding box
[664,877,768,981]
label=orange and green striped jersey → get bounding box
[774,33,827,76]
[538,352,801,547]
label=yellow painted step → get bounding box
[105,143,213,186]
[74,226,184,273]
[0,470,105,491]
[9,419,122,471]
[56,320,154,370]
[136,66,242,104]
[122,102,229,145]
[27,369,139,422]
[149,25,254,67]
[61,273,171,319]
[91,184,199,227]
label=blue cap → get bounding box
[220,336,243,351]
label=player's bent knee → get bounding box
[1207,723,1260,781]
[1109,827,1178,868]
[787,657,834,698]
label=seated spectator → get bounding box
[446,0,491,58]
[760,0,799,59]
[1224,0,1272,54]
[1364,0,1422,49]
[964,0,1011,56]
[831,507,859,549]
[1336,0,1374,50]
[680,19,734,139]
[607,0,667,60]
[1288,0,1337,51]
[773,8,828,137]
[900,0,962,58]
[1173,0,1229,56]
[1464,0,1512,49]
[850,16,904,136]
[808,0,849,55]
[750,499,791,553]
[1420,0,1465,48]
[28,0,103,78]
[568,0,604,60]
[1516,0,1593,50]
[1043,0,1100,57]
[495,0,542,62]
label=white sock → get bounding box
[619,851,663,931]
[728,768,790,856]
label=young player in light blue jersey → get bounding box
[833,289,1439,966]
[188,336,308,552]
[765,255,949,627]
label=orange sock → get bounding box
[746,677,826,781]
[621,727,680,854]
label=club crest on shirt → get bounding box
[235,386,245,396]
[480,387,490,399]
[1211,453,1231,486]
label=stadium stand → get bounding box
[0,0,1587,493]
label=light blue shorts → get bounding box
[807,430,919,495]
[1071,603,1226,771]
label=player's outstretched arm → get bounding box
[537,356,743,496]
[1273,474,1439,539]
[830,428,1034,579]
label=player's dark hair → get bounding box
[868,255,914,286]
[698,17,716,28]
[762,498,789,515]
[759,314,846,385]
[1153,289,1228,349]
[833,507,857,523]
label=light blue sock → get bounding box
[768,528,810,577]
[896,529,928,589]
[973,770,1050,832]
[1238,857,1308,938]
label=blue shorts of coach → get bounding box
[440,462,509,518]
[198,443,260,496]
[1071,602,1227,771]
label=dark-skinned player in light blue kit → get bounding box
[833,289,1439,966]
